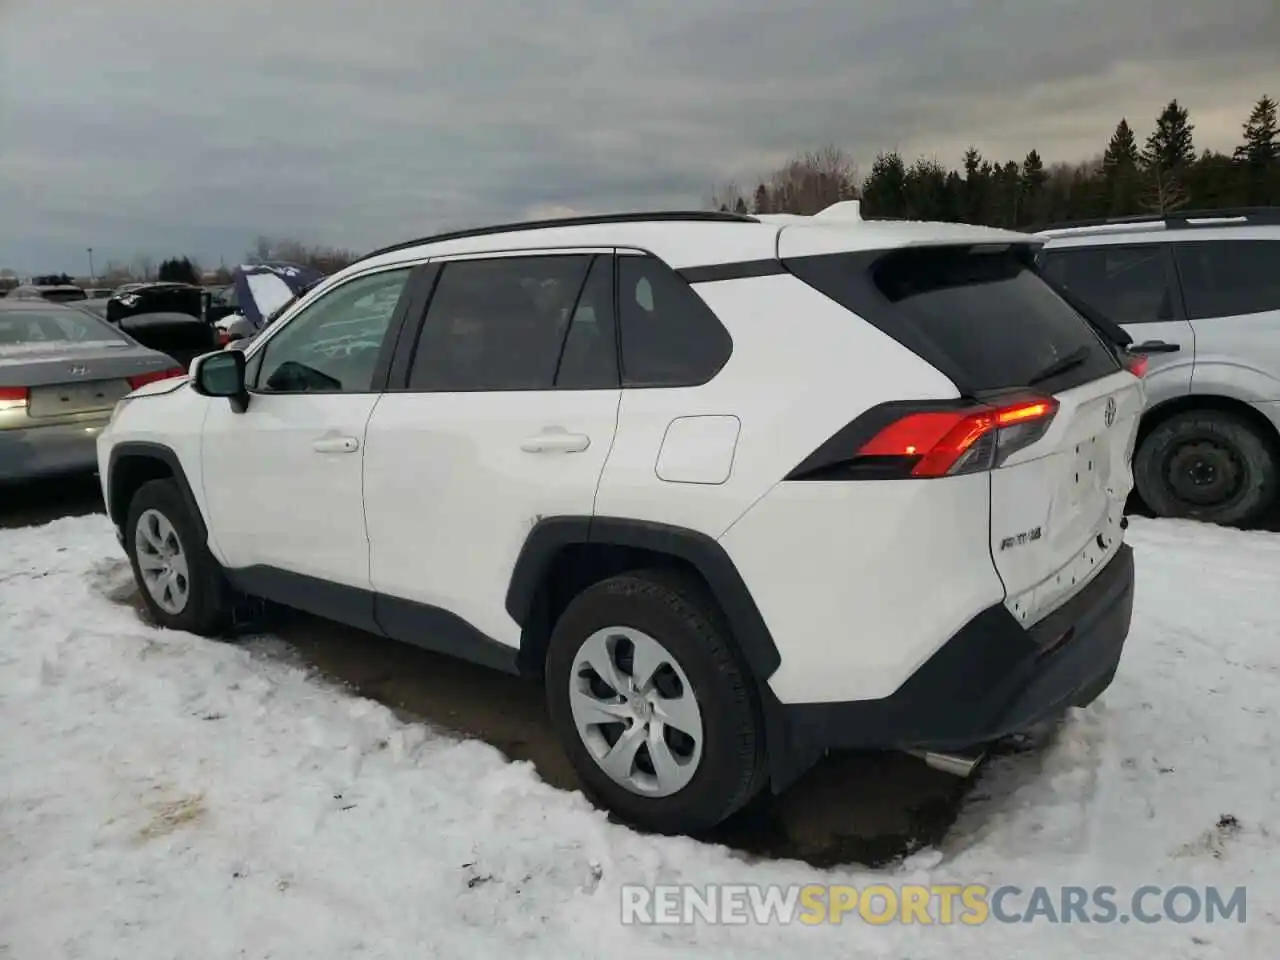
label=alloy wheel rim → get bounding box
[568,626,704,798]
[135,508,191,615]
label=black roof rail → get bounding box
[355,210,760,264]
[1036,207,1280,232]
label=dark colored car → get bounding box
[9,284,88,304]
[106,282,204,324]
[113,312,217,368]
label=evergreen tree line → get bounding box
[714,96,1278,229]
[157,256,200,285]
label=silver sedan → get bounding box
[0,299,185,484]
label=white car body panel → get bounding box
[97,205,1137,730]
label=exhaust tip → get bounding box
[908,749,986,778]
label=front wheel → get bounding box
[1134,410,1278,526]
[125,478,233,635]
[545,571,767,835]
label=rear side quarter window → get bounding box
[617,255,732,388]
[1173,240,1280,320]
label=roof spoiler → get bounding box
[813,200,863,221]
[754,200,864,226]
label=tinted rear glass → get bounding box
[0,309,125,346]
[786,245,1120,394]
[42,288,87,302]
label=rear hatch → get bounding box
[782,234,1143,626]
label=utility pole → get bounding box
[87,247,95,283]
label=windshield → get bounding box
[0,309,126,346]
[262,278,325,326]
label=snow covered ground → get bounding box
[1,514,1276,959]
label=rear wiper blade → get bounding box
[1028,346,1090,386]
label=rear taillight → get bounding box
[128,367,187,390]
[841,396,1059,479]
[1125,354,1148,378]
[216,329,232,346]
[0,386,29,412]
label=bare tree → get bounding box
[708,180,746,212]
[131,255,155,281]
[716,145,860,217]
[1142,166,1189,214]
[100,260,133,285]
[245,236,359,275]
[251,235,272,263]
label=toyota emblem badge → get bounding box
[1104,397,1117,428]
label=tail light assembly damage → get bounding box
[787,396,1060,481]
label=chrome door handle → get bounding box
[312,436,359,454]
[520,430,590,454]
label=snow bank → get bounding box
[1,516,1276,958]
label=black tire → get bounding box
[1134,410,1278,526]
[545,570,767,836]
[124,478,233,635]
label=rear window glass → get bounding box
[786,245,1120,394]
[0,310,124,346]
[42,288,88,303]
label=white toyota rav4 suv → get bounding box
[98,203,1144,835]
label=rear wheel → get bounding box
[1134,410,1278,526]
[545,571,767,835]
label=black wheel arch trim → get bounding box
[1138,393,1280,450]
[505,516,782,682]
[106,441,208,541]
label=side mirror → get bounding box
[190,349,249,413]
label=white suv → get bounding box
[1037,208,1280,526]
[98,203,1143,835]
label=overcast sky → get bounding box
[1,0,1276,275]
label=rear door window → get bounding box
[0,309,126,345]
[407,254,597,392]
[786,245,1120,394]
[1173,240,1280,319]
[554,255,618,390]
[1037,245,1175,325]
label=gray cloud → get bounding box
[1,0,1275,273]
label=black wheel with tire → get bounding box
[124,478,233,635]
[1134,410,1278,526]
[545,570,767,836]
